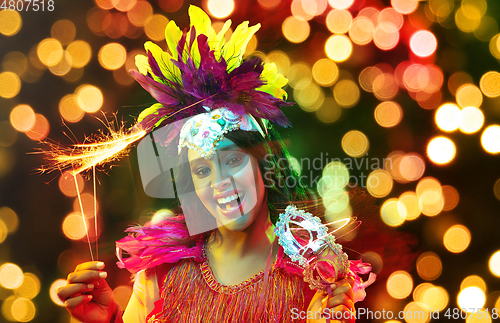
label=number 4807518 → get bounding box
[1,0,55,11]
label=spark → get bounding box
[41,125,147,175]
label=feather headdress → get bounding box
[45,5,292,174]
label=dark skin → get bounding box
[56,261,119,323]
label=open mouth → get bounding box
[215,192,245,211]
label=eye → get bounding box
[194,166,210,177]
[226,155,244,167]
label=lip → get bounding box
[216,193,246,217]
[213,189,244,200]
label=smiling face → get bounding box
[187,137,267,231]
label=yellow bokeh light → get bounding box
[0,10,22,36]
[400,153,425,182]
[495,178,500,201]
[266,51,290,76]
[448,71,474,96]
[287,63,312,89]
[403,301,430,323]
[323,188,349,213]
[444,224,471,253]
[381,198,406,227]
[10,105,35,132]
[489,34,500,59]
[294,83,324,111]
[144,14,169,41]
[392,0,419,15]
[76,84,104,113]
[349,16,374,45]
[429,0,454,19]
[387,270,413,299]
[374,101,403,128]
[291,0,314,21]
[367,169,393,198]
[359,66,382,92]
[325,34,352,62]
[73,193,99,218]
[456,84,483,108]
[37,38,64,67]
[461,275,486,293]
[341,130,369,157]
[422,286,449,312]
[114,0,138,12]
[14,273,40,300]
[207,0,234,19]
[427,136,456,165]
[333,79,359,107]
[315,97,342,124]
[322,161,350,189]
[0,72,21,99]
[328,0,354,10]
[282,16,310,43]
[0,263,23,289]
[66,40,92,68]
[2,51,27,76]
[326,9,352,34]
[127,0,153,26]
[481,125,500,154]
[459,106,484,134]
[442,185,460,211]
[0,220,7,243]
[435,103,462,132]
[413,282,434,303]
[474,15,499,42]
[312,58,338,87]
[373,73,399,101]
[480,71,500,98]
[455,5,481,33]
[398,192,421,220]
[51,19,76,45]
[489,251,500,277]
[62,212,88,240]
[458,287,485,312]
[49,279,66,306]
[11,297,36,322]
[98,43,127,70]
[59,94,85,123]
[373,22,399,50]
[49,51,73,76]
[416,252,442,281]
[0,207,19,233]
[416,177,444,216]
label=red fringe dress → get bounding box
[116,218,316,323]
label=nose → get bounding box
[211,152,232,190]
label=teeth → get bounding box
[217,193,243,204]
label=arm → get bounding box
[122,268,160,323]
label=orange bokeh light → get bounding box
[58,171,84,197]
[25,113,50,141]
[10,104,35,132]
[62,212,88,240]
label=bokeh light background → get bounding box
[1,0,500,322]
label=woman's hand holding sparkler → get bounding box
[57,261,120,323]
[307,277,356,323]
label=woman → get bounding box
[55,6,366,322]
